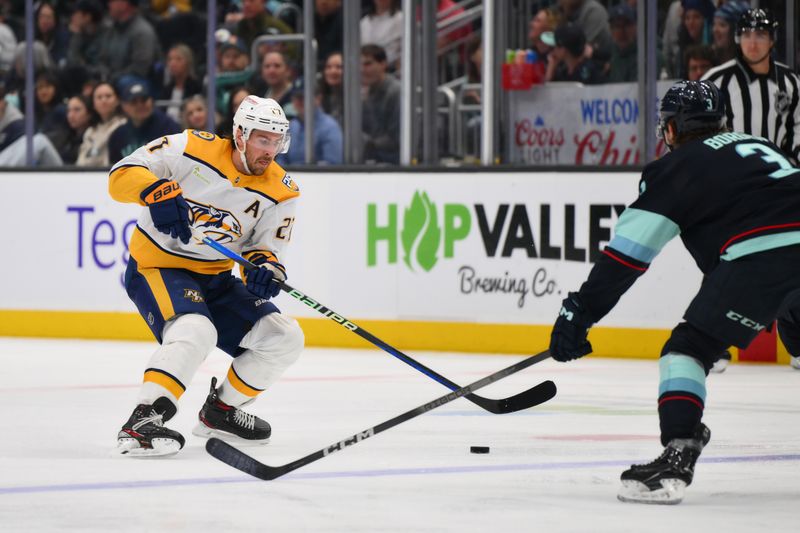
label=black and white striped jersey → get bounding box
[702,57,800,162]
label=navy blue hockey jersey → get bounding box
[578,132,800,322]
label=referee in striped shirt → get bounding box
[702,8,800,164]
[702,8,800,374]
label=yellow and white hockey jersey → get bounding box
[109,129,299,274]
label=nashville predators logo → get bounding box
[187,200,243,244]
[183,289,205,303]
[282,174,299,192]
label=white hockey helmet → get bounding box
[232,95,291,154]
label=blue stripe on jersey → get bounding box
[659,353,706,402]
[609,208,680,263]
[721,231,800,261]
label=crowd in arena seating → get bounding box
[1,0,419,166]
[528,0,756,85]
[0,0,786,167]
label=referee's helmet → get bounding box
[657,80,725,140]
[735,8,778,43]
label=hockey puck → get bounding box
[470,446,490,454]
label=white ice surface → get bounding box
[0,337,798,532]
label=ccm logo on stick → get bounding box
[323,429,375,456]
[725,311,767,332]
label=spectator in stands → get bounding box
[661,1,682,78]
[77,81,127,166]
[33,69,69,150]
[230,86,250,116]
[664,0,714,79]
[80,76,101,100]
[684,44,716,81]
[66,0,107,79]
[278,78,343,165]
[159,44,203,124]
[269,0,303,30]
[711,0,750,64]
[108,77,181,163]
[217,84,250,136]
[219,35,251,73]
[319,51,343,126]
[0,82,63,166]
[361,44,400,164]
[180,94,215,131]
[314,0,343,68]
[232,0,294,53]
[0,8,18,77]
[528,7,561,64]
[550,23,604,84]
[557,0,612,63]
[98,0,162,82]
[214,34,252,120]
[361,0,403,71]
[35,1,70,67]
[435,0,472,51]
[605,3,637,83]
[249,50,296,118]
[6,42,53,100]
[150,2,207,74]
[61,95,95,164]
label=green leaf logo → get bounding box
[401,191,440,272]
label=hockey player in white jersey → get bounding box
[109,96,305,456]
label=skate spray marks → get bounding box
[2,454,799,495]
[428,410,555,417]
[533,434,656,441]
[0,373,404,393]
[428,404,654,417]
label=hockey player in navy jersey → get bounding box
[109,95,304,456]
[549,80,800,504]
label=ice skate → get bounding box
[116,400,185,457]
[790,355,800,370]
[192,377,271,444]
[617,424,710,505]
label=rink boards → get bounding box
[0,170,789,363]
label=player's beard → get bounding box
[249,153,273,175]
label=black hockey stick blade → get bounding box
[463,353,555,413]
[206,350,554,481]
[473,378,557,413]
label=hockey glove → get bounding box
[245,258,286,300]
[141,179,191,244]
[550,292,593,362]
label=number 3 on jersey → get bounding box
[735,143,800,179]
[276,217,295,241]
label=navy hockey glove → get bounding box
[245,259,286,300]
[141,179,191,244]
[550,292,593,362]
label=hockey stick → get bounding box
[190,227,554,414]
[206,349,554,480]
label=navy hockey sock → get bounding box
[657,353,706,445]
